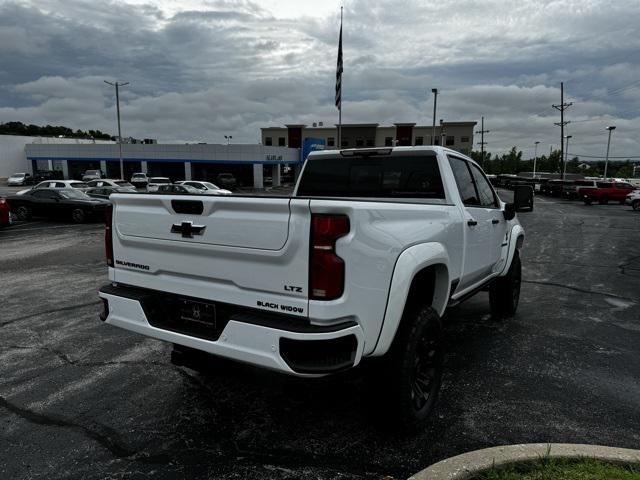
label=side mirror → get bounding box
[513,185,534,212]
[503,202,516,220]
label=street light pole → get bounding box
[224,135,232,145]
[431,88,438,145]
[104,80,129,179]
[563,135,572,178]
[533,141,540,178]
[604,126,616,179]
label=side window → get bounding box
[469,163,498,207]
[54,182,66,188]
[448,157,479,206]
[33,190,57,199]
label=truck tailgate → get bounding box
[109,194,311,316]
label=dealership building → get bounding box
[260,121,477,154]
[1,120,476,188]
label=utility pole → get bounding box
[533,141,540,178]
[563,135,572,178]
[431,88,438,145]
[104,80,129,179]
[553,82,572,179]
[604,126,616,179]
[475,116,489,167]
[224,135,233,145]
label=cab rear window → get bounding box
[297,155,445,199]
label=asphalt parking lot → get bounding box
[1,192,639,479]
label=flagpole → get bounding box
[337,6,343,148]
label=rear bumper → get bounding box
[98,284,364,376]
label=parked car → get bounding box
[146,177,171,192]
[86,179,136,189]
[33,170,63,182]
[175,180,232,195]
[542,179,567,197]
[0,197,10,227]
[156,184,203,194]
[215,173,237,190]
[17,180,89,195]
[567,179,598,199]
[7,188,110,223]
[99,146,531,430]
[86,186,139,200]
[625,190,640,211]
[581,181,638,205]
[7,172,33,186]
[130,173,149,189]
[82,169,103,182]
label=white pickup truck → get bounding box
[99,146,530,428]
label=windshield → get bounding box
[59,190,89,199]
[114,181,134,187]
[85,170,99,175]
[71,182,89,188]
[11,173,25,178]
[203,182,220,189]
[132,173,146,178]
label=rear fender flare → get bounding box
[372,242,450,356]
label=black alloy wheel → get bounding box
[71,208,86,223]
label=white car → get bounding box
[625,190,640,210]
[82,169,103,182]
[175,181,232,195]
[17,180,89,195]
[87,179,136,189]
[146,177,171,192]
[7,172,32,186]
[99,146,531,430]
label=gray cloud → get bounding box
[0,0,638,159]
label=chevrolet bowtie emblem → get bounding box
[171,221,206,238]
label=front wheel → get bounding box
[489,250,522,318]
[375,306,444,431]
[583,197,592,205]
[633,200,640,211]
[71,208,86,223]
[15,205,32,221]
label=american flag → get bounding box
[335,19,343,110]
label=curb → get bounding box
[409,443,640,480]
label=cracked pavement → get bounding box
[1,193,639,479]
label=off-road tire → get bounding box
[71,208,86,223]
[15,205,32,221]
[375,306,444,432]
[489,250,522,318]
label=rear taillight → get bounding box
[309,214,350,300]
[105,204,114,267]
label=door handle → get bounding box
[492,219,500,224]
[467,219,478,227]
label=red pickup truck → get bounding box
[581,181,637,205]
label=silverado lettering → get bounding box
[115,260,150,270]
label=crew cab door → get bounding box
[448,156,505,291]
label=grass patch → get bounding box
[469,456,640,480]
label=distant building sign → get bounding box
[301,137,326,163]
[265,154,283,161]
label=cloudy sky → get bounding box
[0,0,639,159]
